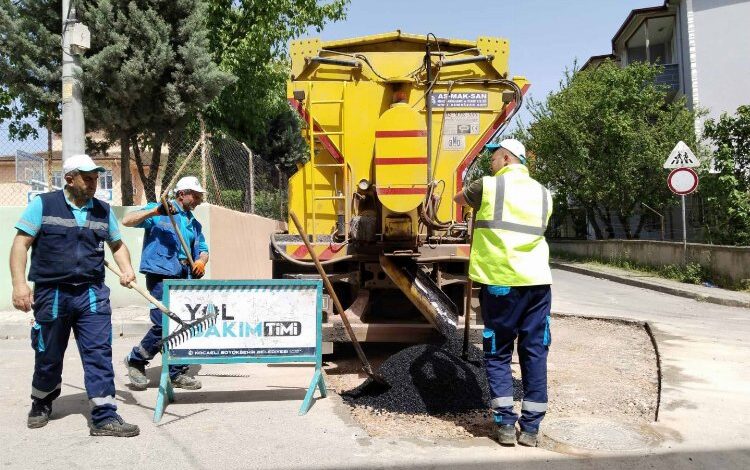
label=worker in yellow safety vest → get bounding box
[454,138,552,447]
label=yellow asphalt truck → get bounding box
[271,31,529,343]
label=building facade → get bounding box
[584,0,750,129]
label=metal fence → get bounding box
[0,118,288,221]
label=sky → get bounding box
[303,0,660,125]
[3,0,661,153]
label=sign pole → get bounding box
[681,195,687,262]
[664,141,699,264]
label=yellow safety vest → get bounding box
[469,164,553,286]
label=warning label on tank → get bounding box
[431,92,488,108]
[443,134,466,151]
[443,112,480,135]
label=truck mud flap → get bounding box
[379,255,458,337]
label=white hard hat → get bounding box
[63,154,105,175]
[174,176,205,193]
[499,138,527,165]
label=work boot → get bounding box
[27,400,52,429]
[171,373,201,390]
[124,356,148,390]
[90,415,140,437]
[518,430,539,447]
[496,424,516,446]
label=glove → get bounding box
[192,259,206,278]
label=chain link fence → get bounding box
[547,195,709,242]
[0,118,288,221]
[0,118,54,206]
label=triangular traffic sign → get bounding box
[664,141,699,168]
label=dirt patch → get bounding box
[324,316,658,441]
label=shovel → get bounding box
[289,211,389,390]
[104,260,217,350]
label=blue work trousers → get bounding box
[480,284,552,433]
[30,283,118,425]
[128,270,189,379]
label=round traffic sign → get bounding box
[668,167,699,195]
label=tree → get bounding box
[203,0,348,156]
[0,0,60,150]
[0,87,11,124]
[523,61,697,239]
[700,105,750,245]
[79,0,235,203]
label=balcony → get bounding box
[654,63,679,100]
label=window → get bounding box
[99,170,113,190]
[52,171,63,190]
[626,16,675,65]
[30,181,46,191]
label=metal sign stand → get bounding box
[665,141,699,263]
[681,195,687,260]
[153,279,326,422]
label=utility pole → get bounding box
[61,0,90,162]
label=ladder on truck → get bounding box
[306,81,350,243]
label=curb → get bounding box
[551,261,750,309]
[552,310,662,425]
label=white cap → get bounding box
[498,139,527,165]
[174,176,205,193]
[63,154,105,175]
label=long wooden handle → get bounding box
[104,260,169,314]
[160,196,195,268]
[462,215,475,358]
[289,211,376,373]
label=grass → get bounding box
[551,251,749,292]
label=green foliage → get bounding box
[254,189,287,221]
[0,0,61,140]
[524,61,697,239]
[219,189,244,211]
[204,0,349,168]
[552,251,733,289]
[700,105,750,246]
[78,0,235,203]
[80,0,233,136]
[660,262,708,285]
[464,150,492,184]
[0,87,11,122]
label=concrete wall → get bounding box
[0,204,283,311]
[691,0,750,122]
[550,240,750,284]
[207,205,286,280]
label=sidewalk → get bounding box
[1,305,151,339]
[551,259,750,309]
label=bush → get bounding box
[254,189,287,221]
[219,189,244,211]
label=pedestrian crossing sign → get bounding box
[663,141,699,168]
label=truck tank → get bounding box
[271,31,529,344]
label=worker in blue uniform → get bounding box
[10,154,140,437]
[123,176,209,390]
[454,139,553,447]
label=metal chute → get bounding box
[379,255,458,337]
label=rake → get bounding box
[104,261,218,350]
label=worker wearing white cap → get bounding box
[10,154,140,436]
[454,138,553,447]
[121,176,209,391]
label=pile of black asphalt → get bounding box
[342,335,503,414]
